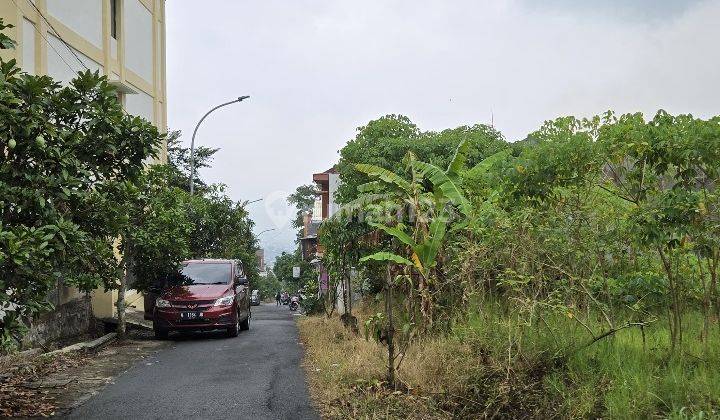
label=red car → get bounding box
[144,259,251,339]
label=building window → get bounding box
[110,0,119,40]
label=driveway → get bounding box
[65,303,318,420]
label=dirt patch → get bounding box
[0,332,167,418]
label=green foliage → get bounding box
[156,139,260,286]
[273,250,314,289]
[288,184,318,213]
[253,270,282,300]
[336,115,505,204]
[0,24,163,345]
[118,166,193,292]
[317,216,371,314]
[360,251,414,267]
[288,183,318,232]
[356,141,471,277]
[163,132,218,194]
[0,21,259,345]
[322,109,720,417]
[0,20,16,50]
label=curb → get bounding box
[101,317,153,332]
[45,332,117,356]
[18,348,43,357]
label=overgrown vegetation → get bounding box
[302,113,720,418]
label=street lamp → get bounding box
[256,228,275,236]
[242,198,263,206]
[189,96,250,195]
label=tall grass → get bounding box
[299,302,720,419]
[457,303,720,418]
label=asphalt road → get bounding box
[65,304,319,420]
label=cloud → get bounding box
[165,0,719,262]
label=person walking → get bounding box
[275,291,281,306]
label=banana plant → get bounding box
[348,140,474,380]
[357,140,470,277]
[360,218,447,279]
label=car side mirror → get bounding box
[235,277,248,286]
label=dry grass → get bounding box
[298,307,569,419]
[298,313,468,419]
[299,303,720,419]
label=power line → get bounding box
[9,0,77,74]
[25,0,90,71]
[11,0,153,124]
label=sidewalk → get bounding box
[0,330,166,417]
[100,307,153,332]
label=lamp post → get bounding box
[242,198,263,207]
[256,228,275,236]
[189,96,250,195]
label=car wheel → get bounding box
[153,322,169,340]
[227,315,239,337]
[240,315,250,331]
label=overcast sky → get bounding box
[165,0,720,262]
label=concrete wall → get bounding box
[46,33,102,84]
[21,18,35,74]
[124,0,153,83]
[125,83,154,122]
[46,0,103,48]
[91,288,145,319]
[328,173,341,217]
[1,0,167,135]
[22,295,93,349]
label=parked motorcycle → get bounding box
[289,295,300,311]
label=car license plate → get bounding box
[180,311,201,320]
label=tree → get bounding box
[112,140,259,338]
[288,184,318,239]
[599,111,720,349]
[185,187,258,279]
[336,114,505,204]
[165,132,218,194]
[358,141,473,326]
[253,270,282,300]
[115,166,193,338]
[317,217,369,320]
[273,250,312,288]
[342,141,474,387]
[0,19,162,347]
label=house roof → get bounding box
[313,166,339,182]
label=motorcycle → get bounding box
[289,295,300,311]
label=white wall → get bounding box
[124,0,153,83]
[46,0,103,48]
[328,173,341,217]
[46,33,101,85]
[21,18,35,74]
[311,199,323,222]
[124,84,154,123]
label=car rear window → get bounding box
[178,262,231,285]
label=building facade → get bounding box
[0,0,168,340]
[256,249,268,277]
[0,0,167,144]
[301,167,356,314]
[300,167,340,261]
